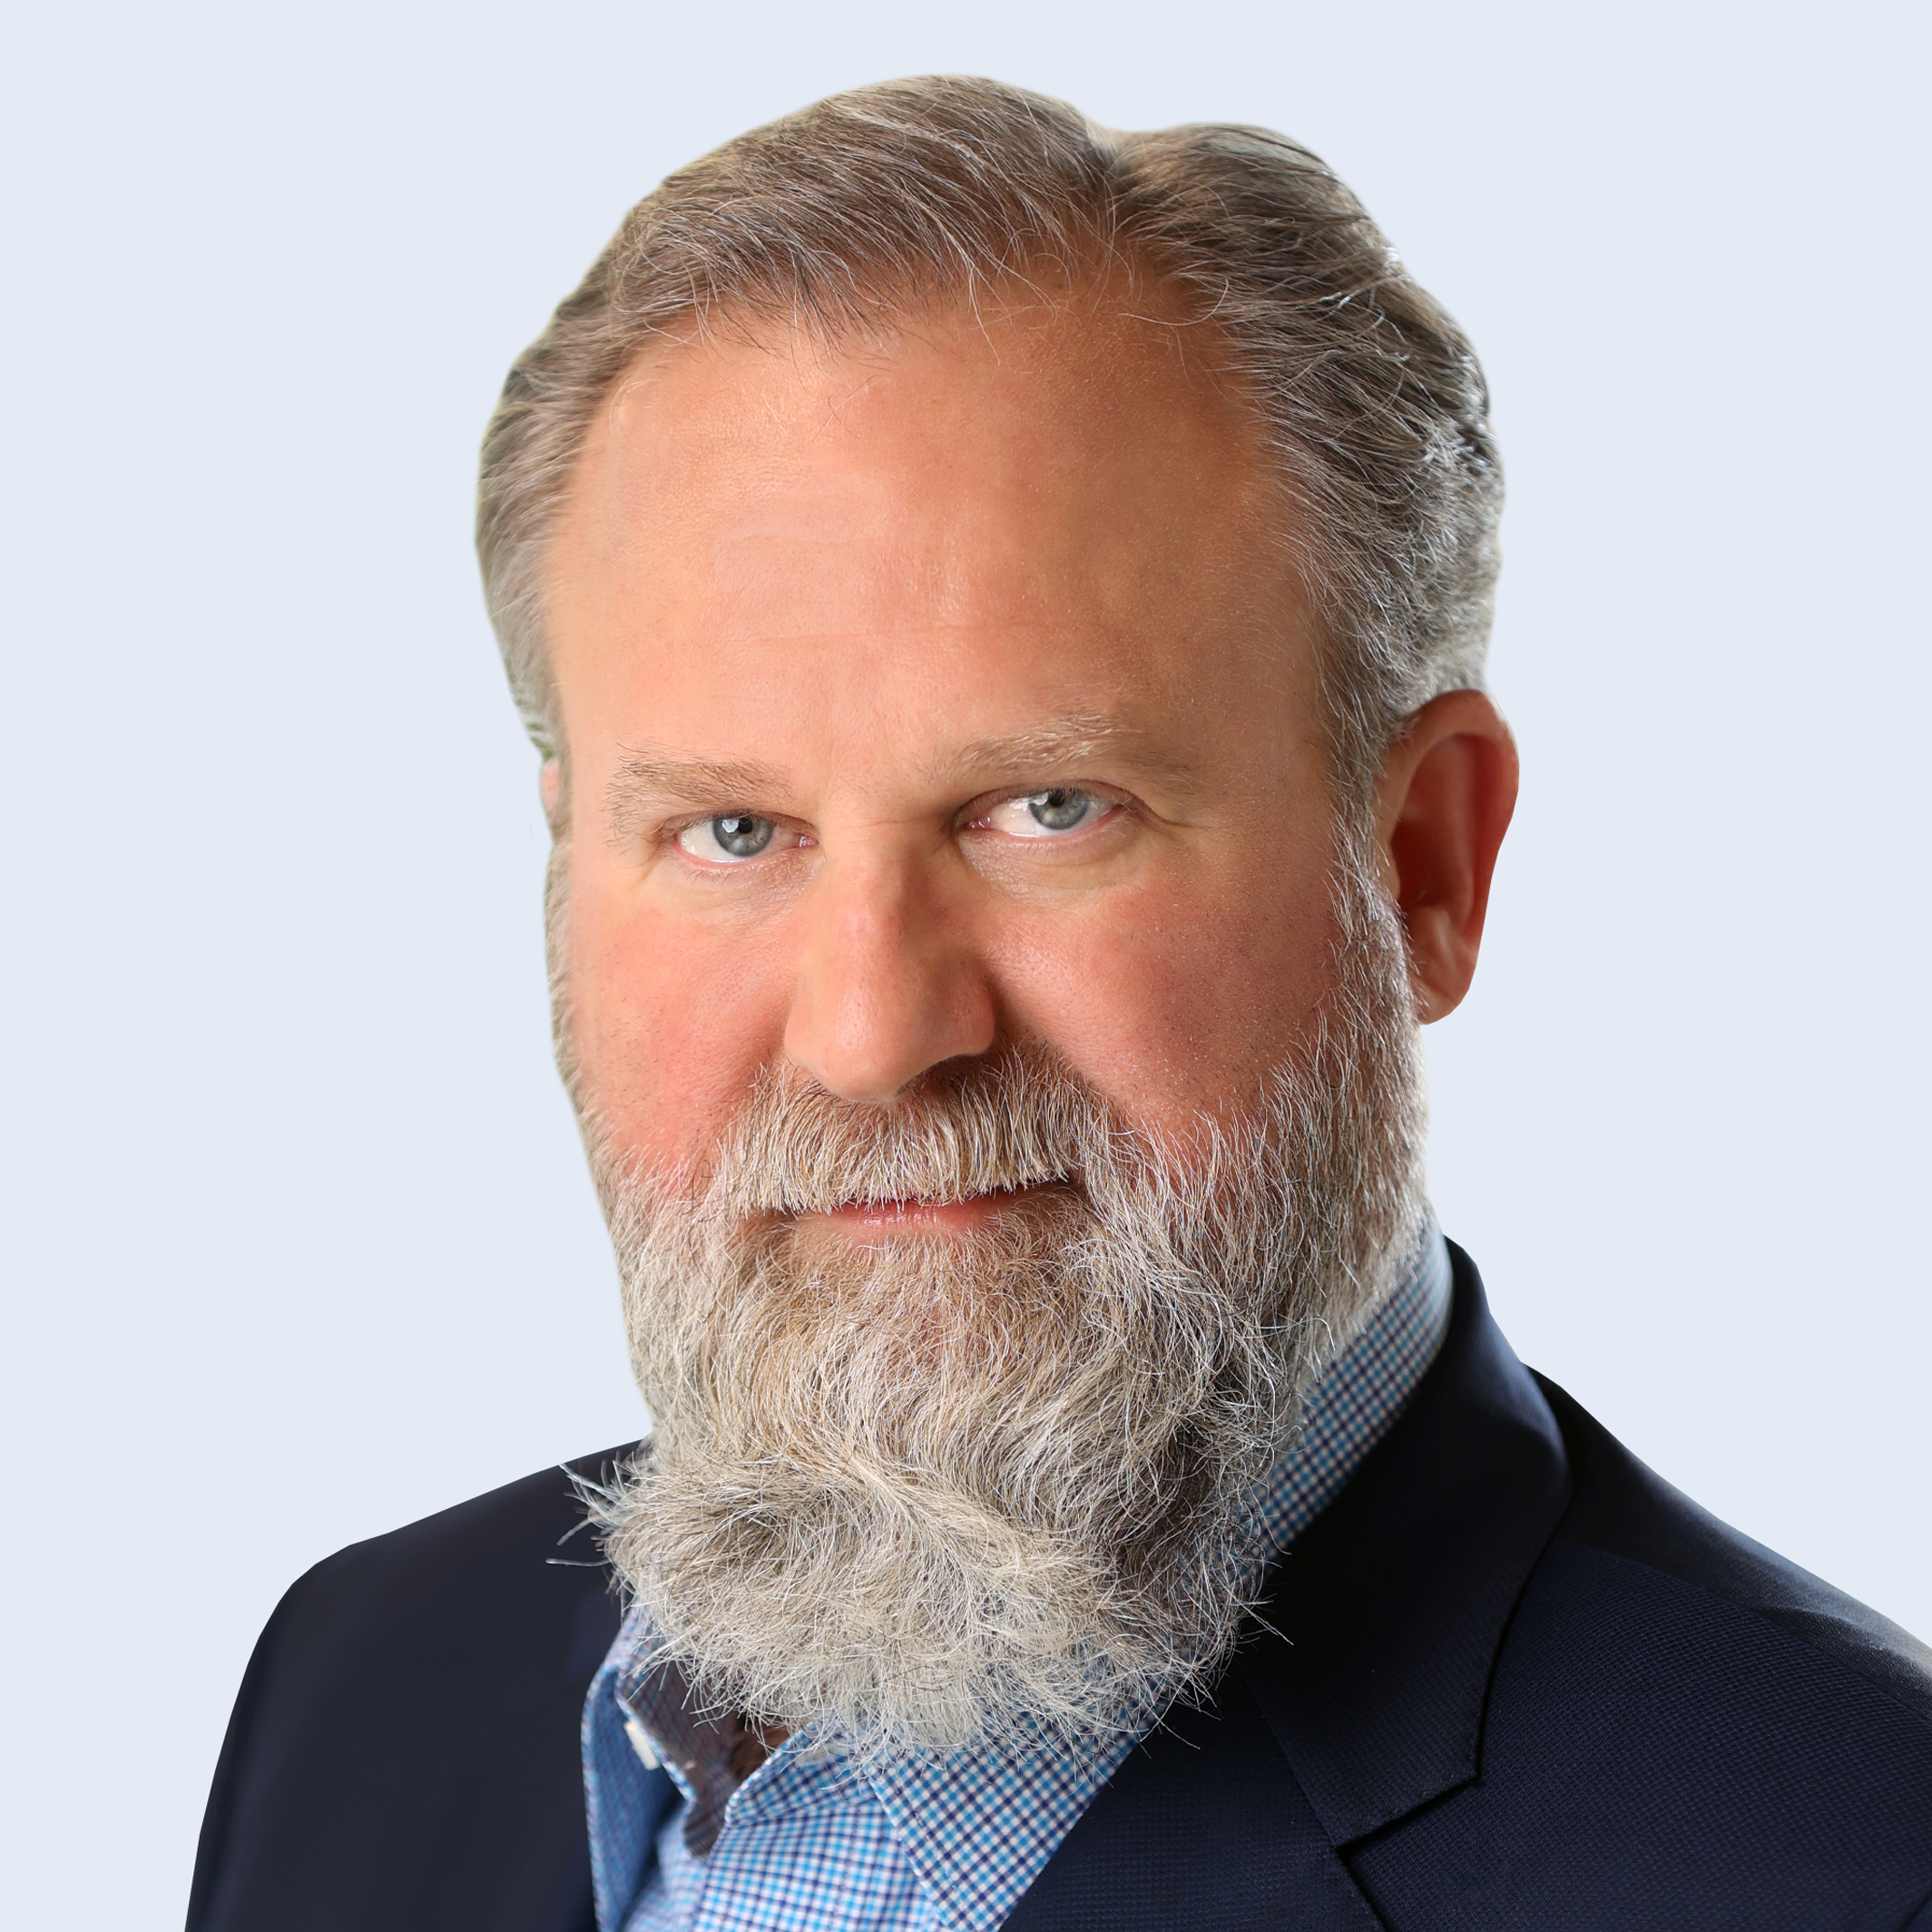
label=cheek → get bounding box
[996,860,1340,1128]
[564,871,785,1171]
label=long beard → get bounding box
[573,840,1425,1763]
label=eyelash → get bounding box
[664,787,1130,868]
[669,814,813,866]
[963,787,1127,838]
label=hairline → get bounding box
[479,83,1502,837]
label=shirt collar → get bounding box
[1253,1221,1453,1560]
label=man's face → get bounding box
[544,291,1343,1198]
[541,290,1446,1751]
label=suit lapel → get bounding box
[1240,1246,1571,1841]
[1007,1248,1571,1927]
[1002,1664,1382,1931]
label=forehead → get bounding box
[544,290,1312,780]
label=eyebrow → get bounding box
[603,714,1203,839]
[926,716,1204,800]
[604,751,789,842]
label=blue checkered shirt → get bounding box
[583,1223,1453,1932]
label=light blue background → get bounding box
[5,3,1926,1923]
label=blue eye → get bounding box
[1025,789,1094,832]
[678,813,776,862]
[984,789,1110,839]
[713,814,773,857]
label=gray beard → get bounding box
[571,839,1426,1764]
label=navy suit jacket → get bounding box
[189,1247,1932,1929]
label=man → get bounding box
[188,76,1932,1932]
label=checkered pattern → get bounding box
[583,1224,1452,1932]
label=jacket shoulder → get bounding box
[1535,1372,1932,1721]
[274,1445,632,1649]
[1347,1368,1932,1930]
[188,1447,637,1932]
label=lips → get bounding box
[809,1182,1064,1233]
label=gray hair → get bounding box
[476,75,1501,804]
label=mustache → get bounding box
[687,1044,1127,1219]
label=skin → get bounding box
[542,289,1517,1241]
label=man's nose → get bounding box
[781,851,996,1104]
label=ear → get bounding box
[539,755,565,835]
[1371,690,1519,1023]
